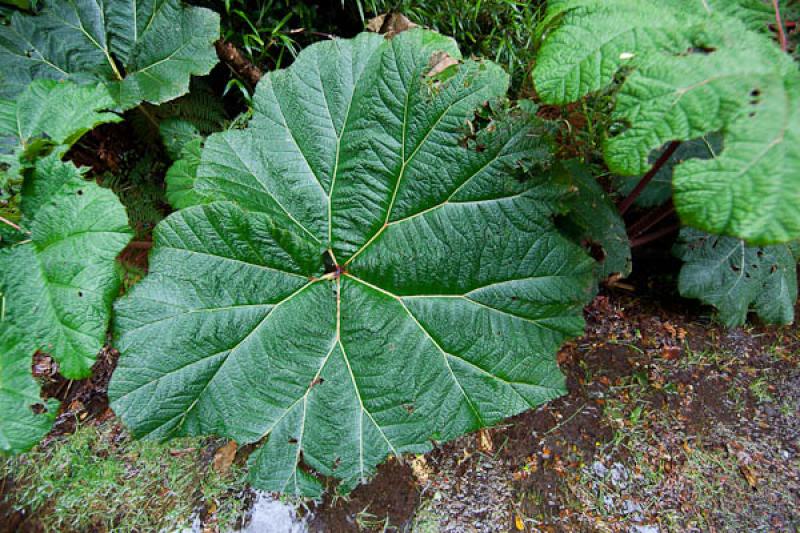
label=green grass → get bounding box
[200,0,546,93]
[358,0,546,91]
[198,0,332,69]
[1,422,249,532]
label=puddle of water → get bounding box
[236,491,309,533]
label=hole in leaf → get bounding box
[403,404,415,414]
[459,102,493,150]
[583,239,606,263]
[78,291,83,298]
[77,189,84,196]
[322,250,336,274]
[30,403,46,414]
[332,457,341,470]
[288,437,298,444]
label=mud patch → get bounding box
[309,460,418,531]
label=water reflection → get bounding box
[237,491,309,533]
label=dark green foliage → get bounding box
[196,0,333,68]
[674,229,799,327]
[558,161,631,281]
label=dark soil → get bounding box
[3,245,798,532]
[309,461,420,531]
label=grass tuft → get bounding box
[1,422,248,532]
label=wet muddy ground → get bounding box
[2,259,799,532]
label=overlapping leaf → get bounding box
[0,0,220,108]
[0,79,121,190]
[110,30,595,496]
[0,155,132,379]
[534,0,800,245]
[0,323,59,455]
[558,160,631,280]
[674,228,799,327]
[613,135,722,209]
[164,137,208,209]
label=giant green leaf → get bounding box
[0,155,132,379]
[0,323,60,455]
[533,0,800,245]
[674,228,799,327]
[109,30,596,497]
[0,0,220,108]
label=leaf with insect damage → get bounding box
[557,160,631,281]
[0,155,131,379]
[109,30,595,497]
[673,228,798,327]
[0,323,60,455]
[534,0,800,245]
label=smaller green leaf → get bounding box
[0,80,121,197]
[0,156,132,378]
[160,118,202,161]
[0,323,60,455]
[0,79,120,149]
[165,138,210,209]
[674,228,798,327]
[534,0,800,245]
[559,160,631,280]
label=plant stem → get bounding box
[627,200,675,238]
[138,105,159,129]
[127,241,153,250]
[630,223,681,248]
[617,141,681,215]
[773,0,788,52]
[0,215,21,231]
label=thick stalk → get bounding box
[0,215,20,231]
[773,0,788,52]
[630,224,680,248]
[627,200,675,238]
[617,141,681,215]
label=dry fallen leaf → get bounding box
[366,12,418,38]
[213,441,238,474]
[661,345,682,360]
[427,51,459,77]
[410,455,432,485]
[739,463,758,489]
[478,428,493,453]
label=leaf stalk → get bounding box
[617,141,681,215]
